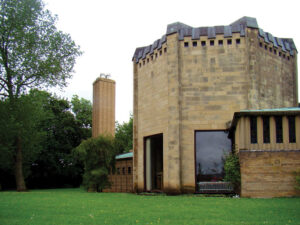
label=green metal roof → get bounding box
[240,107,300,112]
[115,152,133,160]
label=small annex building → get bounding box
[103,152,133,193]
[132,16,299,197]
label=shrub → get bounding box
[224,152,241,193]
[73,135,116,192]
[293,170,300,190]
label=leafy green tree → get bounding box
[28,91,87,188]
[115,115,133,154]
[71,95,92,128]
[0,0,81,191]
[0,90,50,189]
[73,135,116,192]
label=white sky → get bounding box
[45,0,300,123]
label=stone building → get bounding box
[132,17,298,196]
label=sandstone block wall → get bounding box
[240,150,300,198]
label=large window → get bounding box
[195,131,231,182]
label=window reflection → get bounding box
[195,131,231,182]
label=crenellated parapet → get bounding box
[133,16,297,64]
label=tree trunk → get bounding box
[15,137,27,191]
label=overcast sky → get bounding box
[45,0,300,123]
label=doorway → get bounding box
[144,134,163,191]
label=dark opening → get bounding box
[274,49,277,55]
[218,40,223,46]
[283,54,286,58]
[122,167,125,175]
[201,41,206,46]
[259,42,263,47]
[159,50,162,56]
[117,168,120,175]
[184,42,189,47]
[144,134,163,191]
[263,116,270,143]
[128,167,131,175]
[287,56,290,61]
[269,47,272,52]
[279,52,282,57]
[210,40,214,46]
[288,116,296,143]
[193,41,197,47]
[164,47,167,53]
[147,58,149,63]
[195,131,231,183]
[151,55,153,60]
[250,116,257,144]
[275,116,283,143]
[236,39,241,44]
[227,39,232,45]
[265,45,268,50]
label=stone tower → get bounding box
[132,17,298,194]
[92,77,116,137]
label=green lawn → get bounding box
[0,189,299,225]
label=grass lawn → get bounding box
[0,188,300,225]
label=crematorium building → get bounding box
[132,17,300,197]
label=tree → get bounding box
[73,135,116,192]
[0,0,81,191]
[115,115,133,154]
[28,91,89,189]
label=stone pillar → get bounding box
[165,33,182,194]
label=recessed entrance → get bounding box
[144,134,163,192]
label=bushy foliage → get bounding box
[293,170,300,190]
[224,152,241,191]
[115,115,133,154]
[73,135,116,192]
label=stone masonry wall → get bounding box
[240,150,300,198]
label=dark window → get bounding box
[122,167,125,175]
[275,116,283,143]
[128,167,132,174]
[259,42,263,47]
[263,116,270,143]
[139,63,141,67]
[250,116,257,144]
[195,131,231,182]
[147,58,149,63]
[264,45,267,50]
[269,47,272,52]
[288,116,296,143]
[201,41,206,46]
[279,52,282,57]
[117,168,120,175]
[218,40,223,46]
[193,41,197,47]
[236,39,241,44]
[184,42,189,47]
[151,55,153,60]
[274,49,277,55]
[164,47,167,53]
[155,53,158,58]
[227,39,232,45]
[283,54,286,59]
[159,50,162,56]
[143,60,145,65]
[210,40,214,46]
[287,56,290,61]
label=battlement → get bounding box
[132,16,297,64]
